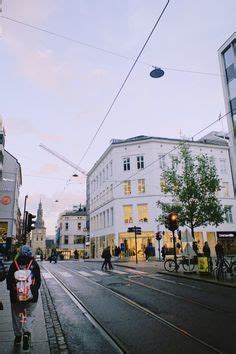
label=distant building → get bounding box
[56,205,87,259]
[218,33,236,193]
[0,117,22,254]
[31,201,46,256]
[87,135,236,259]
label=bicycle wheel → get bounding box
[182,259,195,272]
[216,267,225,280]
[231,262,236,277]
[164,259,176,272]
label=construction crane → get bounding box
[39,143,88,177]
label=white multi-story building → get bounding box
[56,205,87,259]
[87,134,236,259]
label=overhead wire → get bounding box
[0,12,220,77]
[51,0,171,205]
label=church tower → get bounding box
[31,201,46,257]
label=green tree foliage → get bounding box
[157,143,226,238]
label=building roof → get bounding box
[88,132,229,175]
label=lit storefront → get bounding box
[118,231,155,259]
[217,231,236,255]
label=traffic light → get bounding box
[26,213,36,233]
[155,232,162,241]
[166,213,179,232]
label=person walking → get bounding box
[215,241,224,265]
[203,241,212,272]
[161,244,167,261]
[6,245,41,350]
[144,246,150,262]
[101,246,113,270]
[203,241,211,258]
[0,256,7,310]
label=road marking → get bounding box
[77,271,93,277]
[58,271,73,277]
[109,270,128,275]
[148,275,176,284]
[92,270,109,276]
[42,273,53,279]
[125,269,147,274]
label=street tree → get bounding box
[157,143,226,239]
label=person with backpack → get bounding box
[6,245,41,350]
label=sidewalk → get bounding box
[0,282,50,353]
[85,258,236,288]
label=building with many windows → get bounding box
[56,205,87,259]
[0,118,22,254]
[87,135,236,259]
[218,33,236,193]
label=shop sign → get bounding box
[1,195,12,205]
[217,231,236,238]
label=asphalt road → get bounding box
[41,260,236,354]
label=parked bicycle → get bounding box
[164,256,196,272]
[214,256,236,280]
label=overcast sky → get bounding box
[0,0,235,235]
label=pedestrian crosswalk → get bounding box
[42,268,147,280]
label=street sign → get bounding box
[127,227,142,234]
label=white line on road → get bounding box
[77,271,93,277]
[92,270,109,276]
[58,271,73,277]
[109,269,128,275]
[125,269,147,274]
[42,273,53,279]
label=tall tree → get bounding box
[157,143,226,239]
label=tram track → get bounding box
[42,263,224,354]
[41,263,126,354]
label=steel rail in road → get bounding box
[44,263,223,354]
[40,264,126,354]
[130,276,236,318]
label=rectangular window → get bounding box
[74,235,84,244]
[65,222,69,230]
[64,235,69,244]
[106,209,109,227]
[160,178,166,192]
[138,204,148,222]
[110,207,114,226]
[138,179,145,193]
[225,206,233,223]
[123,205,133,224]
[123,157,130,171]
[99,172,102,186]
[124,180,131,195]
[77,223,81,230]
[159,155,166,169]
[220,159,226,174]
[110,161,113,176]
[106,165,109,179]
[137,156,144,169]
[223,182,229,197]
[171,155,178,169]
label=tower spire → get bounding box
[35,200,45,228]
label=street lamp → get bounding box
[150,67,165,78]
